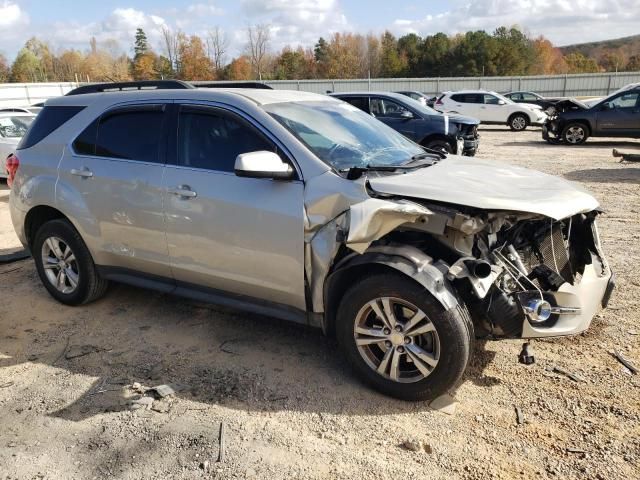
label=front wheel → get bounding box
[509,113,529,131]
[336,273,473,401]
[562,123,589,145]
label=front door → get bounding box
[369,97,418,140]
[58,103,172,278]
[162,104,306,310]
[480,94,506,123]
[596,91,640,135]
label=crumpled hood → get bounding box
[366,156,599,220]
[519,102,543,111]
[445,113,479,125]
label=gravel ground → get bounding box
[0,126,639,480]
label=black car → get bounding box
[543,84,640,145]
[503,91,561,111]
[331,92,480,156]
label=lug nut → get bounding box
[404,337,411,344]
[385,341,392,348]
[397,346,405,353]
[383,328,391,335]
[394,325,403,332]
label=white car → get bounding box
[0,113,35,179]
[435,90,547,131]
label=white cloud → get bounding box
[0,1,28,28]
[241,0,349,51]
[392,0,640,45]
[186,3,224,16]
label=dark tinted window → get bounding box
[483,94,500,105]
[178,107,275,172]
[342,96,369,113]
[72,119,98,155]
[370,98,411,118]
[94,106,165,163]
[451,94,481,103]
[18,106,84,149]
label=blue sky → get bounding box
[1,0,639,60]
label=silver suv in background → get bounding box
[10,81,614,401]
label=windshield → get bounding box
[491,92,514,104]
[0,116,33,138]
[265,100,425,170]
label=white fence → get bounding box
[1,72,640,107]
[262,72,640,97]
[0,82,78,108]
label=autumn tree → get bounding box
[0,54,10,82]
[626,55,640,71]
[379,31,405,77]
[207,27,229,76]
[324,33,368,78]
[246,24,271,80]
[10,48,42,82]
[178,35,214,80]
[531,37,567,74]
[564,52,600,73]
[226,56,252,80]
[161,26,180,76]
[397,33,421,77]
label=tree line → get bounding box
[1,26,638,84]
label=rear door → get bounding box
[58,103,172,278]
[340,96,370,114]
[162,103,306,310]
[595,91,640,135]
[448,93,481,119]
[369,97,418,139]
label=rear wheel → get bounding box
[509,113,529,131]
[336,273,473,401]
[33,219,108,305]
[562,123,589,145]
[424,139,453,154]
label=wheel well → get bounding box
[508,112,530,123]
[420,134,454,149]
[562,120,591,136]
[323,263,400,337]
[24,206,68,248]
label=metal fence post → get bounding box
[607,74,612,94]
[436,77,440,95]
[24,85,31,104]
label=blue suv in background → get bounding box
[331,92,480,156]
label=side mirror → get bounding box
[498,100,506,105]
[401,110,414,119]
[234,151,294,180]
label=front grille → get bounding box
[518,223,574,284]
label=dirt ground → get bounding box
[1,127,639,480]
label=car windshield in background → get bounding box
[401,96,441,115]
[265,101,425,170]
[0,116,33,138]
[493,92,514,104]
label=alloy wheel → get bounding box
[353,297,440,383]
[41,236,80,294]
[565,126,585,144]
[512,116,527,130]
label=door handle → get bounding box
[168,185,197,198]
[70,167,93,178]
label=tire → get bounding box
[424,139,453,154]
[33,219,108,306]
[336,273,473,401]
[561,122,589,145]
[508,113,529,131]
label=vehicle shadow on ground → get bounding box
[564,167,640,184]
[0,264,501,421]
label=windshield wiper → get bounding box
[341,158,437,179]
[411,149,447,161]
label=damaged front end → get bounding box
[542,98,589,144]
[446,210,614,338]
[304,171,613,340]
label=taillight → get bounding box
[6,153,19,188]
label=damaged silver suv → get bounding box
[10,81,614,401]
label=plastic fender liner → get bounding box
[323,244,459,334]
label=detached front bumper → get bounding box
[520,264,614,338]
[456,135,479,157]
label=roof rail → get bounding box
[190,81,273,90]
[66,80,195,96]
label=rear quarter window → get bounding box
[18,105,85,149]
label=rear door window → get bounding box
[370,98,411,118]
[73,105,166,163]
[19,106,85,149]
[451,94,482,103]
[342,96,369,113]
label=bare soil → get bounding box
[1,127,639,480]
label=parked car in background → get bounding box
[0,112,35,179]
[436,90,547,131]
[543,83,640,145]
[395,91,430,107]
[9,81,614,401]
[331,92,480,155]
[503,91,561,111]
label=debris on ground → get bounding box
[567,447,586,454]
[428,393,457,415]
[129,396,154,411]
[149,384,177,398]
[400,439,433,454]
[515,406,525,425]
[65,344,107,360]
[609,350,638,374]
[551,366,587,383]
[217,422,226,463]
